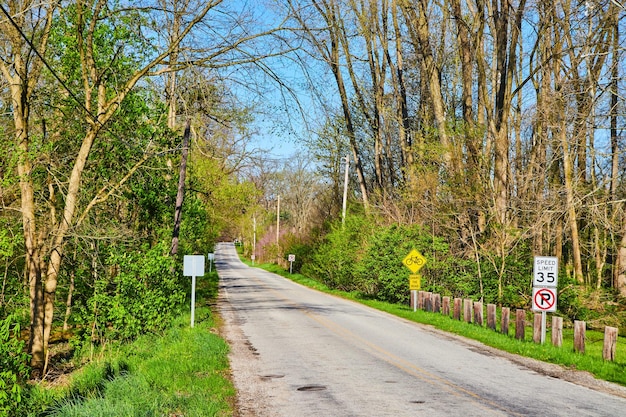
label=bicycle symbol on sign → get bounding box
[404,256,425,267]
[403,249,427,273]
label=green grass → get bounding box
[36,271,234,417]
[247,259,626,387]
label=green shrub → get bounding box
[558,275,592,322]
[282,234,314,274]
[355,223,477,303]
[302,215,375,291]
[91,241,186,342]
[0,313,30,417]
[475,238,533,306]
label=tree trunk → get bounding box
[401,0,455,174]
[390,0,412,174]
[559,126,584,283]
[491,0,526,225]
[327,3,370,211]
[0,0,58,377]
[165,0,182,130]
[615,211,626,296]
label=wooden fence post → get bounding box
[464,299,473,323]
[551,316,563,347]
[533,314,542,343]
[442,296,450,316]
[473,302,483,326]
[418,291,424,310]
[574,320,586,354]
[487,304,496,330]
[453,298,462,320]
[603,326,618,361]
[424,292,432,312]
[501,307,510,335]
[433,294,441,313]
[515,309,525,340]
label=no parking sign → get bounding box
[532,287,557,312]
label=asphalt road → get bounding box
[216,242,626,416]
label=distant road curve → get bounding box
[217,242,626,417]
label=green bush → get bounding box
[0,313,30,417]
[282,234,314,274]
[91,242,186,342]
[302,215,375,291]
[475,238,533,306]
[557,275,592,322]
[302,219,478,303]
[355,224,477,303]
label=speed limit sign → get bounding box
[533,256,558,287]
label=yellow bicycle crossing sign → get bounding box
[402,249,427,274]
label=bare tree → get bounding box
[285,0,370,211]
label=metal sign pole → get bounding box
[191,274,196,328]
[541,311,546,344]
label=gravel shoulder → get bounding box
[219,285,273,417]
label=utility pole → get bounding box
[342,155,350,226]
[170,119,191,256]
[276,196,280,246]
[253,215,256,265]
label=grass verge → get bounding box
[247,260,626,387]
[32,271,234,417]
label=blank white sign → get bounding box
[183,255,205,276]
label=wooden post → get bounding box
[574,320,586,354]
[515,309,525,340]
[603,326,618,361]
[433,294,441,313]
[424,292,432,312]
[487,304,496,330]
[473,302,483,326]
[463,299,473,323]
[418,291,424,310]
[533,314,542,343]
[453,298,462,320]
[501,307,510,335]
[551,316,563,347]
[442,296,450,316]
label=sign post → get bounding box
[403,249,427,312]
[208,252,215,273]
[183,255,205,328]
[288,254,296,274]
[532,256,558,344]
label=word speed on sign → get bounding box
[533,256,558,287]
